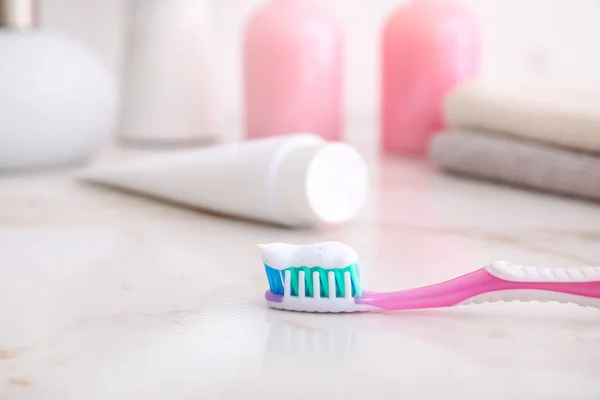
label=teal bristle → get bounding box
[265,265,285,295]
[264,264,362,298]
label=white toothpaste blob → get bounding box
[79,134,369,227]
[259,242,358,270]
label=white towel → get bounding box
[444,79,600,154]
[429,130,600,202]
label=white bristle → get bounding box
[344,271,352,300]
[313,271,321,299]
[298,270,305,298]
[328,271,335,298]
[284,270,291,298]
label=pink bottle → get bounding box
[244,0,343,141]
[381,0,480,155]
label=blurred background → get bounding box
[42,0,600,131]
[1,0,597,210]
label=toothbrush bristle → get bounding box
[264,265,362,298]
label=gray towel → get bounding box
[429,130,600,202]
[444,79,600,154]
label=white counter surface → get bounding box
[1,147,599,399]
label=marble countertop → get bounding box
[1,146,599,399]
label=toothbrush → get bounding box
[259,242,600,313]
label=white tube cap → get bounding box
[274,140,369,226]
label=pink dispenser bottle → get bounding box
[381,0,480,155]
[243,0,343,141]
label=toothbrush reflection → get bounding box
[262,304,600,379]
[263,310,358,367]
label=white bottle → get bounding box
[80,134,370,227]
[0,0,116,171]
[119,0,221,145]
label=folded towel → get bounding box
[429,130,600,202]
[444,79,600,154]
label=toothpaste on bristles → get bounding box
[259,242,362,299]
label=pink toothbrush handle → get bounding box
[357,261,600,311]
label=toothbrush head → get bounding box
[259,242,376,313]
